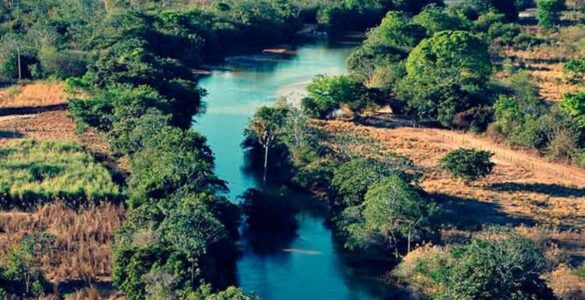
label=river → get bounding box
[195,42,399,300]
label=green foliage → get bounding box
[343,175,435,254]
[316,0,390,33]
[195,284,256,300]
[69,85,171,132]
[442,236,552,299]
[128,126,223,207]
[392,0,445,15]
[463,0,519,21]
[576,262,585,278]
[371,11,427,52]
[107,109,172,157]
[0,232,56,297]
[440,148,495,184]
[38,48,88,79]
[396,31,491,125]
[0,140,122,209]
[405,31,492,90]
[303,74,379,118]
[113,193,239,299]
[413,6,468,35]
[332,157,416,208]
[395,232,554,299]
[537,0,565,30]
[564,57,585,85]
[561,91,585,128]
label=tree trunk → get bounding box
[17,45,21,81]
[263,145,269,184]
[407,227,412,254]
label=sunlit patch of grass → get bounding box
[0,140,122,209]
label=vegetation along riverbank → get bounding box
[0,0,583,299]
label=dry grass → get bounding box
[0,202,125,285]
[545,264,585,300]
[502,48,583,101]
[0,82,68,109]
[499,24,585,101]
[319,120,585,260]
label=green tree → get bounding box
[560,91,585,127]
[244,104,289,182]
[332,157,416,208]
[564,57,585,85]
[405,31,492,91]
[464,0,519,21]
[440,148,495,184]
[128,126,223,207]
[397,31,492,125]
[358,176,435,254]
[1,232,56,296]
[303,74,377,118]
[368,11,427,53]
[537,0,565,30]
[159,196,229,286]
[413,5,467,35]
[107,109,172,156]
[442,235,553,299]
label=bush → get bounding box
[0,232,56,297]
[564,57,585,85]
[303,75,377,118]
[443,236,553,299]
[39,48,88,78]
[537,0,565,30]
[69,85,172,132]
[440,148,495,184]
[331,157,416,208]
[394,233,555,299]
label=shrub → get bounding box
[39,48,88,78]
[303,75,376,118]
[443,236,553,299]
[0,232,56,297]
[564,57,585,85]
[331,157,417,208]
[394,233,555,299]
[537,0,565,30]
[548,129,577,162]
[440,148,495,184]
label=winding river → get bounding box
[195,42,400,300]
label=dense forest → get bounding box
[0,0,582,299]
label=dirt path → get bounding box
[410,127,585,186]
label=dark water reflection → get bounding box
[195,42,404,300]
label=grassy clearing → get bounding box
[0,140,122,209]
[0,82,68,109]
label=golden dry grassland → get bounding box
[0,82,68,109]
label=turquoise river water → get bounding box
[195,42,402,300]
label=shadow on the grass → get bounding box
[431,192,535,230]
[489,182,585,198]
